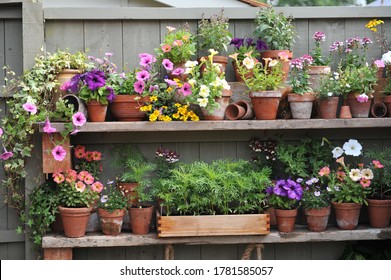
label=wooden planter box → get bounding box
[157,210,270,237]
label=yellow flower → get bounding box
[197,97,208,107]
[229,53,238,61]
[174,103,181,107]
[366,19,384,32]
[188,79,196,87]
[167,87,173,93]
[150,96,158,102]
[140,105,152,112]
[209,49,218,56]
[173,113,180,119]
[199,85,210,98]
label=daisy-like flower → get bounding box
[343,139,362,156]
[52,145,66,161]
[361,168,374,180]
[332,147,344,158]
[22,102,37,115]
[72,112,86,127]
[75,181,86,192]
[349,168,362,182]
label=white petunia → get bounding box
[382,50,391,65]
[361,168,374,180]
[349,168,362,182]
[343,139,362,157]
[332,147,344,158]
[197,98,208,107]
[242,57,255,69]
[199,85,210,98]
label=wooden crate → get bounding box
[157,210,270,238]
[42,133,72,174]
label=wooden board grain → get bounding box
[157,211,270,237]
[42,133,72,174]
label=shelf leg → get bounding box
[164,244,174,260]
[241,243,264,260]
[44,248,73,260]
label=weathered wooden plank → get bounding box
[85,247,126,260]
[41,225,391,248]
[292,19,309,58]
[169,244,201,260]
[6,242,25,260]
[200,141,238,162]
[311,241,346,260]
[44,248,72,260]
[0,20,5,85]
[0,230,25,243]
[45,20,84,53]
[5,19,23,77]
[201,244,238,260]
[125,246,164,260]
[42,133,72,174]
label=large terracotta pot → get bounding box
[98,208,126,235]
[346,92,373,118]
[288,92,316,119]
[200,89,232,120]
[109,94,148,121]
[53,69,80,105]
[274,208,297,232]
[304,206,331,232]
[86,100,107,122]
[317,97,339,119]
[129,205,154,235]
[331,202,361,230]
[260,50,292,81]
[367,198,391,228]
[249,91,282,120]
[58,206,92,238]
[200,55,228,74]
[307,65,331,91]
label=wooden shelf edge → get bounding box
[41,118,391,133]
[42,226,391,248]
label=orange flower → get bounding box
[161,44,171,53]
[92,151,101,161]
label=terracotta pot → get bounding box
[274,208,297,232]
[232,60,254,82]
[225,103,246,120]
[346,92,373,118]
[370,102,387,118]
[129,205,154,235]
[200,55,228,74]
[236,100,255,120]
[331,202,361,230]
[98,208,126,235]
[304,206,331,232]
[383,95,391,117]
[117,182,139,207]
[58,206,92,238]
[260,50,292,81]
[86,101,107,122]
[287,92,315,119]
[339,105,352,119]
[317,97,339,119]
[249,91,282,120]
[109,94,148,121]
[53,69,80,105]
[367,198,391,228]
[200,89,232,120]
[307,65,331,91]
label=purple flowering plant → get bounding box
[266,179,303,210]
[229,37,267,61]
[289,54,314,94]
[301,177,330,210]
[310,31,331,66]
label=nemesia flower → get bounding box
[162,59,174,71]
[314,191,321,197]
[72,112,87,127]
[356,93,369,103]
[22,102,37,115]
[75,181,86,192]
[362,37,373,46]
[290,58,303,69]
[318,166,330,176]
[91,181,104,193]
[342,139,362,156]
[360,178,371,188]
[329,41,344,52]
[52,145,66,161]
[332,147,344,158]
[372,160,384,169]
[43,118,57,134]
[242,57,255,69]
[349,168,362,182]
[134,80,145,94]
[361,168,374,180]
[53,172,65,184]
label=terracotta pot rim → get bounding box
[249,90,282,98]
[331,201,362,208]
[58,205,92,212]
[288,92,316,102]
[260,50,293,59]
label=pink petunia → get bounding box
[77,170,91,181]
[53,172,65,184]
[52,145,67,161]
[0,127,3,136]
[161,44,171,53]
[164,78,177,87]
[70,128,81,135]
[173,40,183,47]
[136,70,150,81]
[172,67,184,76]
[179,83,192,96]
[105,52,113,57]
[372,160,384,169]
[134,80,145,94]
[84,174,94,185]
[357,93,369,103]
[374,59,385,68]
[65,170,77,183]
[75,181,86,192]
[360,178,371,188]
[22,102,37,115]
[43,118,57,134]
[60,80,71,91]
[318,166,330,176]
[91,181,104,193]
[72,112,87,127]
[162,59,174,71]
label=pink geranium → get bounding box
[22,102,37,115]
[72,112,86,127]
[52,145,66,161]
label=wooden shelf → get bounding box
[42,225,391,249]
[44,118,391,133]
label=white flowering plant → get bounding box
[318,139,375,205]
[301,177,330,210]
[183,49,231,113]
[316,71,343,99]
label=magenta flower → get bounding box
[52,145,67,161]
[72,112,86,127]
[22,102,37,115]
[106,87,116,103]
[172,67,184,76]
[70,128,81,135]
[139,53,156,67]
[60,80,71,91]
[136,70,150,81]
[134,80,145,94]
[289,58,303,69]
[164,78,177,87]
[313,31,326,42]
[0,127,3,136]
[374,59,385,68]
[43,118,57,134]
[162,59,174,71]
[357,93,369,103]
[180,83,192,96]
[149,85,159,92]
[0,148,13,160]
[105,52,113,57]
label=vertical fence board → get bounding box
[5,19,22,77]
[0,20,5,84]
[125,245,163,260]
[86,247,127,260]
[311,242,346,260]
[7,242,25,260]
[45,20,84,53]
[171,244,201,260]
[292,19,309,58]
[200,142,237,162]
[201,244,238,260]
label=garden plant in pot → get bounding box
[315,71,342,119]
[155,24,197,81]
[196,9,232,73]
[184,49,232,120]
[253,6,297,80]
[364,148,391,228]
[62,54,117,122]
[54,169,104,237]
[229,51,287,120]
[288,55,316,119]
[318,139,373,230]
[97,181,128,235]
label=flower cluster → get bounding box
[319,139,374,205]
[0,127,13,160]
[184,49,231,112]
[316,71,342,99]
[230,51,287,91]
[155,147,180,180]
[366,19,389,54]
[310,31,331,66]
[301,177,330,210]
[98,181,128,212]
[229,37,267,61]
[73,145,103,179]
[249,138,277,170]
[155,25,197,65]
[266,179,303,210]
[53,169,104,207]
[289,55,314,94]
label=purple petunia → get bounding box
[84,69,106,91]
[106,87,116,103]
[246,38,254,46]
[270,179,303,201]
[72,112,87,127]
[162,59,174,71]
[22,102,37,115]
[43,118,57,134]
[51,145,67,161]
[139,53,156,68]
[230,38,245,49]
[256,40,268,52]
[0,148,13,160]
[179,82,192,96]
[134,80,145,94]
[172,67,184,76]
[136,70,150,81]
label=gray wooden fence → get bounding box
[1,2,391,259]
